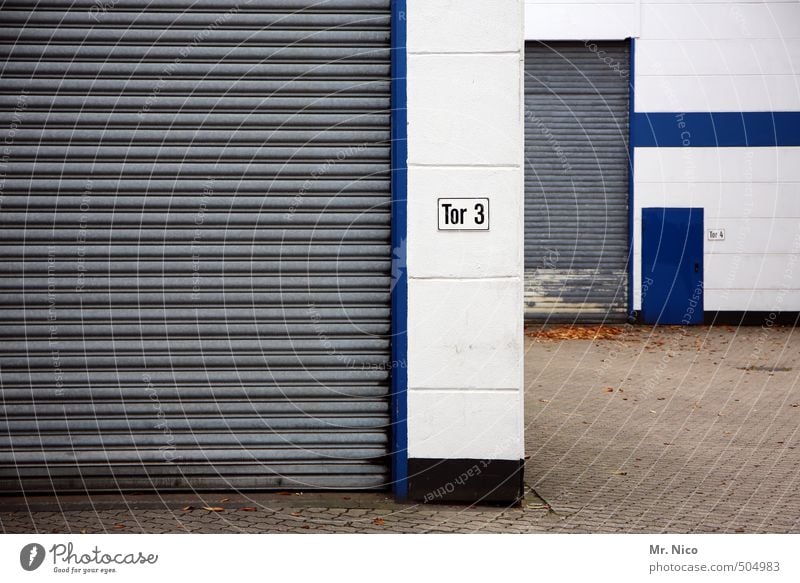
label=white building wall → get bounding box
[406,0,525,462]
[525,0,638,40]
[635,1,800,112]
[525,0,800,314]
[634,148,800,311]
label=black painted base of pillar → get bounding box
[629,311,800,326]
[703,311,800,326]
[407,458,524,505]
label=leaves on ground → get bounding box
[527,325,626,342]
[202,506,225,512]
[373,518,385,525]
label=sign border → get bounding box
[436,197,490,231]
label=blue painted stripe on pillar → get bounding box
[390,0,408,501]
[627,37,635,320]
[633,111,800,147]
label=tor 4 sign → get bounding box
[437,198,490,231]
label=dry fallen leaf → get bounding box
[181,505,193,512]
[219,498,230,503]
[612,470,627,476]
[202,506,224,512]
[373,518,385,525]
[604,387,614,393]
[239,507,257,512]
[113,523,125,530]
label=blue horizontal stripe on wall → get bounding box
[633,112,800,147]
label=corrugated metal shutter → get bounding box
[0,0,392,492]
[524,41,630,323]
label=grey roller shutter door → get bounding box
[0,0,392,492]
[524,41,630,323]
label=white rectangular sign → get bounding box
[707,228,725,241]
[437,198,489,231]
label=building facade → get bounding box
[0,0,526,504]
[525,0,800,325]
[1,0,797,504]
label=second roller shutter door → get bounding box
[524,41,630,323]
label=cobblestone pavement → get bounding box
[526,323,800,533]
[2,324,799,534]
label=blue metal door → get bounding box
[641,208,704,325]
